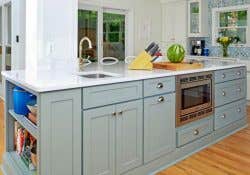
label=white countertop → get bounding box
[1,59,246,93]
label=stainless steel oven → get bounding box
[176,72,214,127]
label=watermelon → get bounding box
[167,44,185,63]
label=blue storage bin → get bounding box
[13,86,36,115]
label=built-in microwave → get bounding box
[176,72,214,127]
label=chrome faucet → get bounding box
[79,37,93,59]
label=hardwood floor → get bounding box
[157,106,250,175]
[0,102,249,175]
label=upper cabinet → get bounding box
[188,0,208,37]
[161,0,188,50]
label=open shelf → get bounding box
[9,110,38,139]
[2,152,37,175]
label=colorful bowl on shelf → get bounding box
[27,104,37,115]
[13,86,36,116]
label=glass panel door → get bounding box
[190,2,200,34]
[103,12,125,61]
[78,9,98,62]
[5,47,11,70]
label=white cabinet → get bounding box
[161,0,188,51]
[188,0,208,37]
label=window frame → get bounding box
[212,5,250,47]
[78,3,134,62]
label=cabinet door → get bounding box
[144,93,176,163]
[83,106,116,175]
[116,100,143,174]
[40,89,81,175]
[188,0,200,35]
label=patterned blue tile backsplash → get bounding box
[202,0,250,59]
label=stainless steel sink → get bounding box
[76,71,120,79]
[79,73,112,78]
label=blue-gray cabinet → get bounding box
[83,105,115,175]
[40,89,82,175]
[144,93,176,163]
[177,117,213,147]
[116,100,143,174]
[215,78,246,107]
[214,99,246,130]
[83,100,143,175]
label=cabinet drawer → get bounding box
[215,67,246,83]
[83,81,142,109]
[177,117,213,147]
[214,99,246,130]
[215,79,246,107]
[143,76,175,97]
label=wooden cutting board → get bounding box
[153,62,204,71]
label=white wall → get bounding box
[37,0,78,69]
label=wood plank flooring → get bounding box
[0,101,249,175]
[157,106,250,175]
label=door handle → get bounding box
[157,83,164,89]
[194,129,199,136]
[222,91,226,96]
[158,96,165,103]
[222,73,226,78]
[221,114,226,119]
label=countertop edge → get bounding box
[1,64,247,93]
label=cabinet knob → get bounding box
[222,73,226,79]
[237,88,241,92]
[112,112,117,116]
[221,114,226,119]
[237,108,241,113]
[118,111,123,115]
[194,129,199,136]
[236,71,241,76]
[222,91,226,96]
[158,96,165,103]
[157,83,164,89]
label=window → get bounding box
[212,5,250,46]
[78,4,132,62]
[78,9,98,62]
[103,12,125,60]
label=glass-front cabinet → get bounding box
[188,0,208,37]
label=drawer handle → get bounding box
[158,96,165,103]
[194,129,199,136]
[237,108,241,113]
[222,91,226,96]
[157,83,164,89]
[236,71,241,76]
[237,88,241,92]
[222,73,226,78]
[221,114,226,119]
[112,112,117,116]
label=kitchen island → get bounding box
[1,58,248,175]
